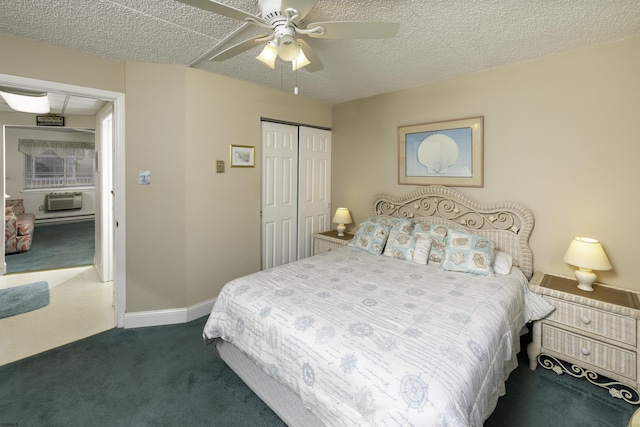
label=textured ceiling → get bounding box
[1,0,640,114]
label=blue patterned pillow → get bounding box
[348,221,390,255]
[375,215,415,234]
[412,223,448,265]
[382,232,431,264]
[442,229,495,275]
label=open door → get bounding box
[94,103,114,282]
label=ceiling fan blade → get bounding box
[177,0,268,26]
[281,0,318,20]
[306,21,400,39]
[209,35,267,61]
[296,39,323,72]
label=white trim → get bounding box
[123,298,216,329]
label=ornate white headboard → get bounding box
[372,185,535,278]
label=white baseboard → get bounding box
[123,298,216,329]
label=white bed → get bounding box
[203,185,553,426]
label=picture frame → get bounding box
[398,116,483,187]
[36,115,64,126]
[230,144,255,168]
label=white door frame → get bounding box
[0,73,126,327]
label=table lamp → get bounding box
[332,208,352,237]
[563,237,612,292]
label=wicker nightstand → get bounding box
[313,230,353,255]
[527,271,640,403]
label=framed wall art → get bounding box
[398,116,483,187]
[230,144,255,168]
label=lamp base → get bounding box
[575,268,597,292]
[336,224,346,237]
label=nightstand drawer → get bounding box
[314,239,345,254]
[542,324,637,379]
[545,296,636,346]
[313,231,352,255]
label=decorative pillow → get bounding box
[382,232,431,264]
[494,250,513,275]
[412,236,432,265]
[442,229,495,275]
[375,215,414,234]
[348,221,390,255]
[412,223,448,265]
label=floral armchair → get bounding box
[5,199,36,254]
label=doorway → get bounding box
[0,73,126,327]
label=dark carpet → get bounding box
[0,317,636,426]
[0,281,49,319]
[5,220,94,274]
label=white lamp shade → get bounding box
[291,49,310,71]
[332,208,352,225]
[0,86,50,114]
[563,237,612,271]
[277,34,300,61]
[256,43,277,69]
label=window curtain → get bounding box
[18,139,94,159]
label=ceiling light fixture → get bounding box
[291,49,310,71]
[256,41,278,69]
[0,86,50,114]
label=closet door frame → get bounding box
[261,120,331,269]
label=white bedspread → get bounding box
[203,247,552,426]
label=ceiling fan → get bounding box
[178,0,400,72]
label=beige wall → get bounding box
[183,68,332,306]
[332,36,640,291]
[1,33,332,313]
[123,64,332,311]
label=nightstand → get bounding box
[527,271,640,404]
[313,230,353,255]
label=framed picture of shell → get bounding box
[398,116,483,187]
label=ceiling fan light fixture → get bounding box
[0,86,50,114]
[277,34,300,61]
[291,49,310,71]
[256,42,278,69]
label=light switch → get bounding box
[216,160,225,173]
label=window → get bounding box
[19,139,95,189]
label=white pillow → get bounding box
[412,236,432,265]
[494,250,513,275]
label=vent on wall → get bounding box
[45,192,83,211]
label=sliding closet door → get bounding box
[261,122,299,269]
[297,126,331,259]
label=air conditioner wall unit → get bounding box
[45,192,83,211]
